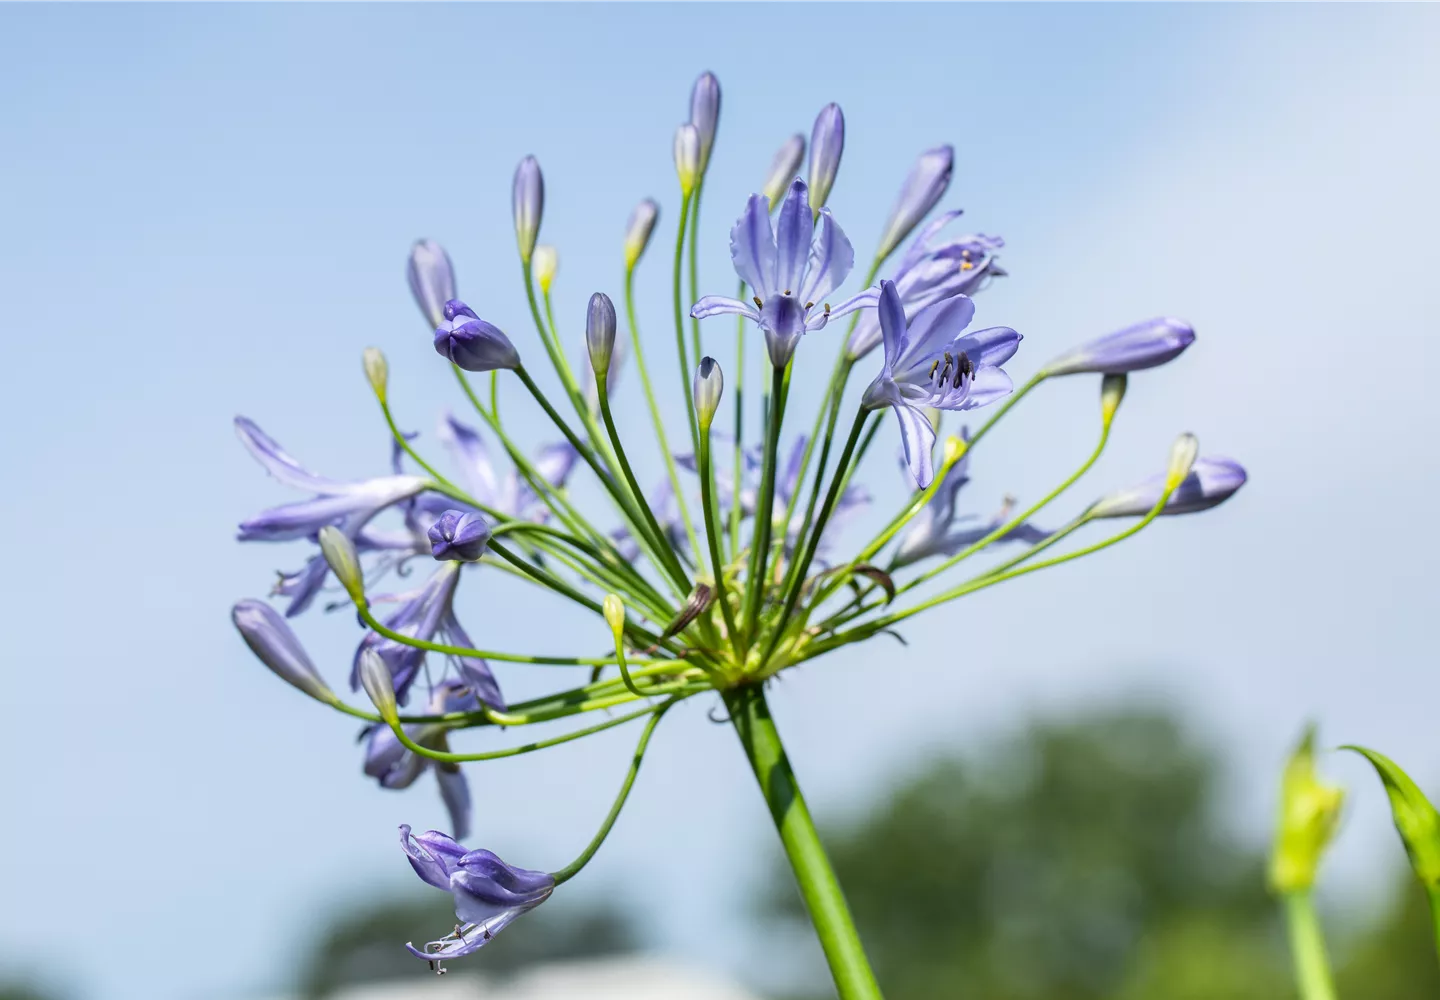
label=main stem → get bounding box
[1283,891,1337,1000]
[724,684,882,1000]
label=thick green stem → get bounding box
[1283,891,1337,1000]
[724,685,882,1000]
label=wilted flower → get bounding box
[1042,317,1196,377]
[512,157,543,264]
[401,825,555,965]
[690,178,877,368]
[1089,456,1246,519]
[427,509,491,562]
[231,599,333,702]
[847,212,1005,361]
[860,281,1020,488]
[875,145,954,262]
[408,240,456,329]
[433,299,521,372]
[807,103,844,213]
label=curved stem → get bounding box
[724,685,882,1000]
[688,177,705,369]
[550,697,677,884]
[385,701,668,764]
[1283,891,1337,1000]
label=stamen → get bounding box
[805,301,814,310]
[784,289,792,296]
[951,351,973,390]
[752,296,763,309]
[960,261,974,271]
[928,359,940,379]
[937,351,954,386]
[823,303,831,315]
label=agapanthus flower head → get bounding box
[847,213,1005,361]
[401,825,555,966]
[428,509,491,562]
[1042,317,1196,377]
[689,71,721,172]
[365,680,486,840]
[1089,456,1246,519]
[624,198,660,269]
[512,156,544,264]
[875,145,955,262]
[690,178,878,368]
[807,103,844,213]
[408,239,456,329]
[232,598,333,702]
[674,124,701,196]
[860,280,1020,487]
[763,134,806,206]
[433,299,521,372]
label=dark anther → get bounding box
[805,301,814,309]
[752,296,763,308]
[951,351,973,389]
[784,289,792,296]
[938,351,954,386]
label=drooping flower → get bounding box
[427,509,491,562]
[891,439,1049,568]
[875,145,955,262]
[1041,317,1196,377]
[847,212,1005,361]
[1088,457,1247,518]
[231,599,334,702]
[433,299,521,373]
[401,825,555,966]
[351,560,503,708]
[364,680,485,840]
[408,240,456,329]
[860,281,1020,488]
[690,178,878,368]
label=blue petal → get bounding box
[435,765,472,842]
[401,824,468,891]
[235,417,341,494]
[959,366,1014,409]
[692,295,760,322]
[533,442,578,488]
[438,413,501,507]
[894,402,937,488]
[773,179,814,295]
[798,209,854,306]
[729,194,776,298]
[956,325,1022,369]
[877,281,908,369]
[899,295,976,367]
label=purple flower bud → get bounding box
[586,291,618,378]
[624,198,659,269]
[876,146,954,261]
[428,509,491,561]
[407,240,456,329]
[401,825,555,966]
[232,599,333,702]
[807,103,845,212]
[762,134,806,207]
[693,356,723,428]
[1043,318,1196,377]
[1089,456,1247,519]
[689,71,721,172]
[512,156,544,264]
[433,299,520,372]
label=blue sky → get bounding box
[2,4,1438,998]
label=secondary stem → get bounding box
[724,685,882,1000]
[1283,890,1337,1000]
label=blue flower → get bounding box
[1041,317,1196,377]
[428,509,491,562]
[433,299,521,372]
[365,680,488,840]
[691,178,877,368]
[1090,457,1247,518]
[427,412,577,522]
[847,212,1005,361]
[401,825,555,966]
[860,281,1020,488]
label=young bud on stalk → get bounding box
[674,124,701,196]
[363,347,388,404]
[1100,373,1127,426]
[512,156,544,264]
[807,103,845,213]
[624,199,659,269]
[358,648,399,724]
[318,525,365,604]
[693,356,723,429]
[586,292,618,381]
[762,134,806,207]
[1269,726,1345,894]
[532,245,558,294]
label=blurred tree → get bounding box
[1334,877,1440,999]
[0,982,65,1000]
[296,892,638,997]
[761,705,1438,1000]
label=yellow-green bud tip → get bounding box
[358,648,398,723]
[674,125,701,196]
[363,347,388,403]
[532,245,558,295]
[1165,432,1199,490]
[602,594,626,639]
[1100,373,1127,425]
[317,526,365,604]
[1268,725,1345,894]
[942,435,966,467]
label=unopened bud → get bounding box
[624,199,660,270]
[407,240,456,329]
[586,292,618,380]
[693,356,723,428]
[807,103,845,213]
[941,435,966,469]
[674,124,701,196]
[762,134,806,207]
[1165,433,1200,490]
[428,509,491,562]
[318,525,364,604]
[689,71,721,173]
[512,156,544,264]
[532,245,558,294]
[1100,373,1127,426]
[358,648,399,724]
[363,347,388,403]
[232,599,334,703]
[875,145,954,261]
[603,593,626,641]
[1269,726,1345,894]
